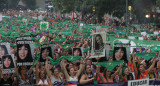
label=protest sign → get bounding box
[16,39,34,66]
[2,54,15,74]
[91,32,106,58]
[0,42,11,66]
[113,43,130,62]
[72,47,83,59]
[40,22,49,30]
[40,44,54,64]
[128,78,149,86]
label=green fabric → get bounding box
[61,43,73,50]
[96,60,123,71]
[35,44,41,47]
[135,53,157,61]
[109,50,114,56]
[83,48,90,53]
[61,32,72,36]
[68,40,80,42]
[10,43,17,47]
[63,56,82,61]
[48,56,63,65]
[150,46,160,52]
[54,38,66,43]
[32,54,40,67]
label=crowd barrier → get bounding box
[53,80,160,86]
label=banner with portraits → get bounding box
[2,54,15,74]
[91,32,106,58]
[16,37,34,66]
[40,44,54,64]
[0,42,11,66]
[113,43,130,62]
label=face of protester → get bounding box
[139,65,145,73]
[53,68,59,77]
[115,48,124,60]
[40,70,45,79]
[42,48,49,60]
[69,68,75,76]
[86,65,92,73]
[86,60,92,65]
[74,49,80,56]
[108,56,113,61]
[0,46,6,58]
[124,68,130,75]
[96,36,103,45]
[105,69,111,77]
[3,74,9,80]
[18,45,28,60]
[4,57,11,68]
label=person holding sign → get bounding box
[17,44,33,62]
[113,47,127,62]
[2,55,14,69]
[0,45,8,58]
[95,34,104,50]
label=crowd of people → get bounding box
[0,10,160,86]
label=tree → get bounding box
[22,0,37,10]
[53,0,131,23]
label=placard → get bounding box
[128,78,149,86]
[91,32,106,58]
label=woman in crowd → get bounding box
[132,53,156,79]
[45,58,64,84]
[35,61,52,86]
[61,58,85,81]
[96,62,124,83]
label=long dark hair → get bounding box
[137,64,144,79]
[113,47,127,62]
[0,45,9,58]
[3,55,14,69]
[95,34,104,50]
[40,47,52,62]
[17,44,33,62]
[73,48,82,56]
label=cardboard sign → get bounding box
[128,78,149,86]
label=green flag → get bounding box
[54,38,66,43]
[135,53,157,61]
[83,48,90,53]
[61,43,73,50]
[63,56,82,62]
[96,60,123,71]
[151,46,160,52]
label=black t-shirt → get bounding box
[0,77,13,86]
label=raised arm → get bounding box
[96,65,104,81]
[60,59,70,81]
[132,53,138,76]
[148,57,156,73]
[45,58,52,79]
[76,58,85,78]
[111,62,123,78]
[35,61,40,83]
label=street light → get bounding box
[92,6,96,12]
[145,14,150,18]
[128,6,131,11]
